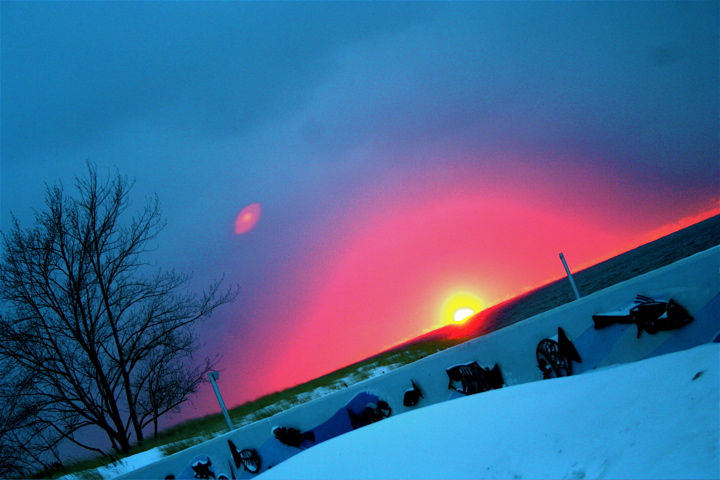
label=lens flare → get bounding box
[234,203,261,234]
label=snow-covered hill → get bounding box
[257,343,719,480]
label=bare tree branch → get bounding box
[0,162,237,470]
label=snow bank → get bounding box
[59,447,165,480]
[257,343,720,480]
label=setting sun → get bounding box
[441,291,484,326]
[453,307,475,323]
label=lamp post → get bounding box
[208,371,233,432]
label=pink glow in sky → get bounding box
[218,156,718,402]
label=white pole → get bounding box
[559,253,581,300]
[208,371,233,432]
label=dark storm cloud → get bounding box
[3,1,717,265]
[1,1,438,157]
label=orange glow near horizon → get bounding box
[234,203,261,234]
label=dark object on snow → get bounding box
[537,327,582,379]
[634,298,693,337]
[403,380,423,407]
[227,440,261,473]
[593,295,693,338]
[191,457,215,479]
[273,426,315,448]
[348,400,392,429]
[446,362,504,395]
[557,327,582,363]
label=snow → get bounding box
[87,448,165,480]
[68,344,718,479]
[287,363,406,404]
[257,344,719,480]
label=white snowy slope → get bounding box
[97,449,165,480]
[257,344,720,480]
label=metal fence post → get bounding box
[208,371,233,432]
[559,253,581,300]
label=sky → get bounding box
[2,1,719,423]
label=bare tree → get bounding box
[0,163,237,457]
[0,357,53,477]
